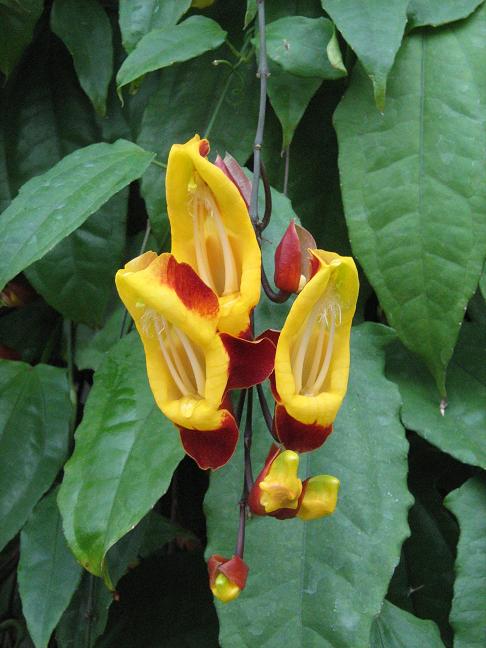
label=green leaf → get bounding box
[244,0,257,28]
[56,573,113,648]
[137,52,258,239]
[334,7,486,396]
[480,269,486,300]
[0,361,71,551]
[75,304,125,371]
[386,323,486,469]
[206,324,412,647]
[266,60,322,148]
[50,0,113,116]
[119,0,192,53]
[265,16,346,80]
[408,0,485,29]
[116,16,227,97]
[0,139,154,292]
[58,332,184,587]
[0,0,43,78]
[445,476,486,648]
[25,189,128,328]
[322,0,408,110]
[370,601,443,648]
[18,489,82,648]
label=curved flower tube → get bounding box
[270,249,359,452]
[166,135,261,337]
[249,444,340,520]
[208,554,249,603]
[115,252,275,470]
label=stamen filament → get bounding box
[192,200,217,292]
[155,325,192,397]
[204,189,238,296]
[292,304,321,394]
[172,327,206,397]
[165,326,196,394]
[303,315,327,393]
[308,309,336,396]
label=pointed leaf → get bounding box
[0,139,154,292]
[445,476,486,648]
[386,323,486,469]
[408,0,485,29]
[116,16,227,96]
[25,190,128,327]
[334,8,486,395]
[58,332,184,586]
[265,16,346,80]
[18,489,82,648]
[0,0,43,78]
[322,0,408,110]
[370,601,443,648]
[51,0,113,116]
[206,324,412,647]
[119,0,192,53]
[0,361,72,551]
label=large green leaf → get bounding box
[334,7,486,396]
[0,299,59,364]
[75,304,125,371]
[321,0,408,110]
[266,61,322,148]
[119,0,192,53]
[25,189,128,328]
[58,332,184,587]
[370,601,443,648]
[445,476,486,648]
[51,0,113,116]
[18,489,82,648]
[386,323,486,469]
[137,52,258,240]
[0,361,71,551]
[408,0,485,29]
[206,324,412,647]
[0,139,154,292]
[0,0,43,78]
[265,16,346,80]
[116,16,227,96]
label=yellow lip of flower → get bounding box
[166,134,261,337]
[297,475,340,520]
[258,450,303,513]
[115,251,229,432]
[275,249,359,430]
[210,573,242,603]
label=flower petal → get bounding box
[178,410,239,470]
[274,403,332,453]
[221,333,276,391]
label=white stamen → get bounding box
[172,327,206,397]
[307,308,336,396]
[192,199,216,292]
[203,188,238,296]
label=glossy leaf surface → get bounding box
[408,0,485,28]
[0,361,71,551]
[119,0,192,53]
[0,0,43,78]
[370,601,443,648]
[58,332,183,586]
[334,7,486,395]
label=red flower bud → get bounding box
[274,220,317,293]
[208,554,249,603]
[214,153,252,208]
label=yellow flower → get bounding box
[115,252,275,470]
[272,250,359,452]
[297,475,340,520]
[166,135,261,337]
[208,554,249,604]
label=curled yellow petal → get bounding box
[210,573,242,603]
[297,475,340,521]
[166,135,261,337]
[259,450,302,513]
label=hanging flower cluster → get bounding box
[115,135,359,604]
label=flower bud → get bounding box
[214,153,252,208]
[297,475,340,520]
[208,554,249,603]
[274,220,317,293]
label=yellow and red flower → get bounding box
[249,444,339,520]
[115,252,275,470]
[268,249,359,453]
[208,554,249,603]
[166,135,261,338]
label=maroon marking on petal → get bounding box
[221,333,276,391]
[208,554,226,586]
[179,411,239,470]
[274,220,302,293]
[165,255,219,318]
[219,555,249,590]
[274,404,333,453]
[199,139,210,157]
[256,329,280,400]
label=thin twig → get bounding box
[235,389,247,426]
[256,161,272,234]
[256,383,279,441]
[283,146,290,196]
[261,264,291,303]
[249,0,269,226]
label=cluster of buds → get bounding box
[115,135,358,604]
